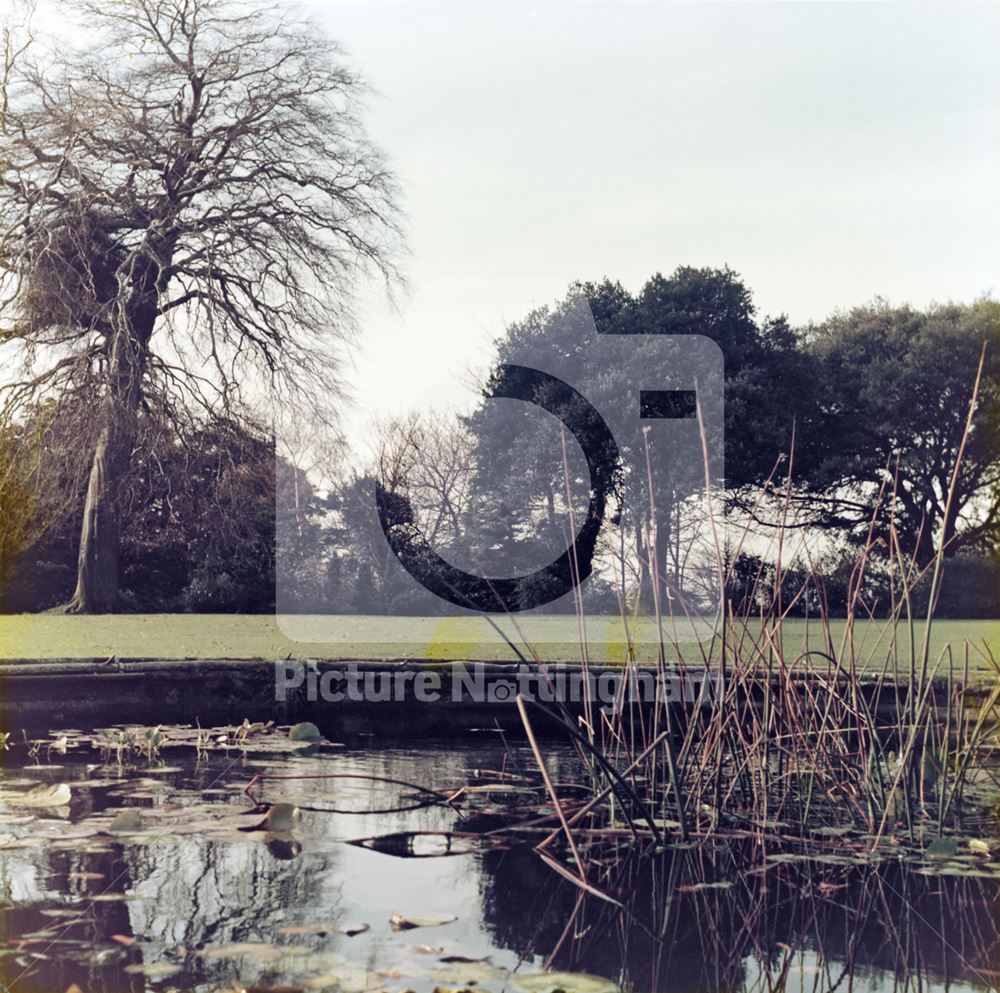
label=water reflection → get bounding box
[0,737,996,993]
[482,840,999,992]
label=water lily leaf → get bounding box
[262,803,302,833]
[123,963,181,978]
[926,837,958,857]
[279,923,331,936]
[813,824,853,837]
[512,970,618,993]
[338,923,369,937]
[289,722,322,742]
[390,913,458,931]
[14,783,72,807]
[439,955,491,963]
[305,975,341,991]
[242,986,308,993]
[109,809,143,833]
[197,941,284,961]
[969,838,992,855]
[429,961,510,986]
[677,881,732,892]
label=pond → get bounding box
[0,726,997,993]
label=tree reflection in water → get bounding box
[0,739,996,993]
[480,838,999,993]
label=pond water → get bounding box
[0,729,997,993]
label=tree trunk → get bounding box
[64,407,135,612]
[61,302,155,613]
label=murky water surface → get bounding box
[0,730,997,993]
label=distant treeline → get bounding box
[2,268,997,616]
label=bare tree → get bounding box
[0,0,401,611]
[371,411,475,548]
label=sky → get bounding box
[300,1,999,442]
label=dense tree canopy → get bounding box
[793,299,1000,565]
[454,267,804,609]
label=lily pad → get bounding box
[14,783,72,807]
[197,941,284,961]
[123,963,181,978]
[279,922,331,936]
[813,824,853,837]
[390,913,458,931]
[926,837,958,858]
[512,971,619,993]
[289,722,322,742]
[261,803,302,833]
[109,809,144,834]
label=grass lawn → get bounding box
[0,613,997,679]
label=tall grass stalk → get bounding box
[516,358,998,860]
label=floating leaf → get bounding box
[338,923,369,937]
[969,838,992,855]
[289,722,322,742]
[305,975,341,991]
[512,970,619,993]
[14,783,72,807]
[390,913,458,931]
[123,963,181,978]
[240,987,308,993]
[109,809,144,834]
[439,954,491,963]
[813,824,853,837]
[261,803,301,833]
[926,837,958,858]
[197,941,284,961]
[279,923,330,936]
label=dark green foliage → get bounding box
[799,298,1000,563]
[2,410,275,612]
